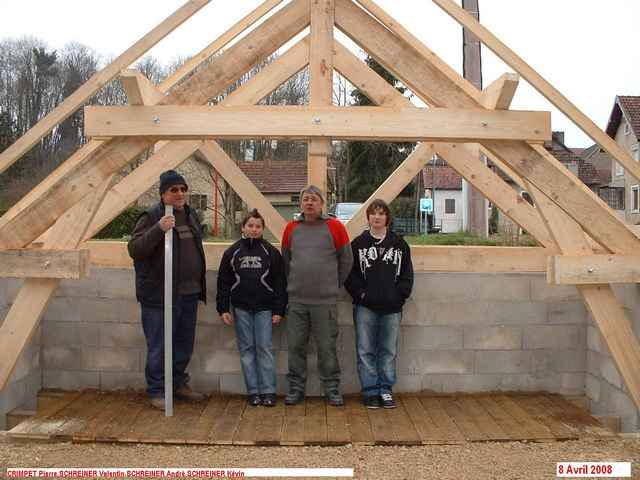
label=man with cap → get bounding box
[128,170,207,410]
[281,185,353,406]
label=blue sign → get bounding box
[420,198,433,213]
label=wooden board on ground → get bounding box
[233,401,261,445]
[189,396,230,445]
[542,395,613,437]
[8,391,82,439]
[385,402,422,445]
[211,396,246,445]
[400,395,447,445]
[511,395,577,440]
[48,391,106,440]
[95,394,147,443]
[282,400,306,446]
[304,397,328,445]
[73,393,128,442]
[419,397,465,444]
[475,395,530,441]
[493,395,555,441]
[456,397,509,441]
[439,396,486,441]
[326,402,350,445]
[255,400,285,445]
[344,396,374,446]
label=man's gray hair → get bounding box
[300,185,324,203]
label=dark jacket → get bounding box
[345,229,413,314]
[216,237,287,316]
[128,202,207,307]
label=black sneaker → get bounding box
[326,390,344,407]
[248,394,262,406]
[380,392,396,409]
[284,390,305,405]
[261,393,277,407]
[363,396,381,409]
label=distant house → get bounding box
[421,158,463,233]
[605,96,640,224]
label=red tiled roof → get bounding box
[422,165,463,190]
[606,96,640,139]
[237,160,307,193]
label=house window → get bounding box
[444,198,456,214]
[520,191,534,206]
[632,186,640,213]
[291,194,300,203]
[633,146,639,162]
[615,162,624,177]
[625,122,631,136]
[188,194,208,211]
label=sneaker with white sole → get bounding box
[380,392,396,409]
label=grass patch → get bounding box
[405,231,539,247]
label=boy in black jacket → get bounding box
[216,209,287,407]
[345,199,413,409]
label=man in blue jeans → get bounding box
[345,199,414,409]
[128,170,207,410]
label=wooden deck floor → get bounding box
[7,391,614,446]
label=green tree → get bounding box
[344,56,416,202]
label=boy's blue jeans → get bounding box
[354,305,401,397]
[233,308,276,395]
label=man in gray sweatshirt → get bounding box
[281,185,353,406]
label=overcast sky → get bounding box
[1,0,639,147]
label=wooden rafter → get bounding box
[0,0,211,175]
[432,0,640,184]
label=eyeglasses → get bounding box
[169,186,188,194]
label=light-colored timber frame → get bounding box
[1,0,640,418]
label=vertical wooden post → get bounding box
[308,0,335,200]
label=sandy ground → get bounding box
[2,432,640,479]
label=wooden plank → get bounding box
[353,0,481,104]
[549,255,640,285]
[282,400,306,446]
[512,395,577,440]
[480,73,520,110]
[233,401,260,445]
[0,0,310,251]
[121,404,166,443]
[159,401,208,444]
[455,397,509,441]
[326,402,350,445]
[385,398,421,445]
[304,397,328,445]
[344,396,374,445]
[95,393,148,442]
[400,395,447,445]
[542,395,613,437]
[367,406,393,445]
[0,176,113,390]
[255,400,285,445]
[210,396,246,445]
[475,395,530,441]
[492,395,554,440]
[307,0,335,197]
[48,391,107,440]
[418,397,465,443]
[196,141,287,239]
[438,396,485,441]
[120,70,165,106]
[346,144,435,240]
[189,395,230,444]
[74,393,130,442]
[335,0,640,256]
[0,0,211,175]
[161,0,285,91]
[0,249,90,279]
[431,0,640,184]
[8,391,82,439]
[84,105,551,143]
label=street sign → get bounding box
[420,198,433,213]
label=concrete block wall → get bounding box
[30,269,589,400]
[585,284,640,432]
[0,278,41,429]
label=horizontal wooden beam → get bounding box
[82,240,549,273]
[0,249,90,279]
[432,0,640,184]
[549,255,640,285]
[84,106,551,142]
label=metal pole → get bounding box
[164,204,174,417]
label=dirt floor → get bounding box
[1,432,640,479]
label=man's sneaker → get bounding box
[380,392,396,409]
[175,385,205,401]
[363,396,381,409]
[284,390,305,405]
[248,394,262,406]
[261,394,277,407]
[150,397,166,410]
[326,390,344,407]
